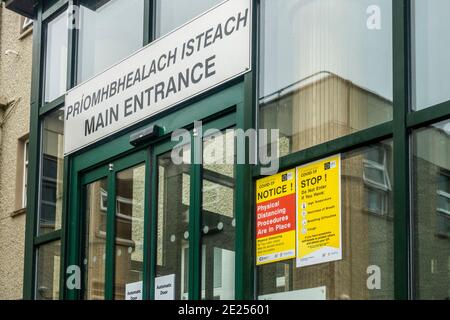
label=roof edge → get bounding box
[3,0,37,19]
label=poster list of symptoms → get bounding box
[296,155,342,268]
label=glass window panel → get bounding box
[413,0,450,110]
[413,119,450,299]
[39,108,64,235]
[201,130,235,300]
[257,140,394,300]
[77,0,144,84]
[437,173,450,194]
[259,0,393,157]
[114,164,145,300]
[35,241,61,300]
[156,146,191,300]
[44,10,68,103]
[44,0,59,12]
[366,148,384,164]
[83,178,108,300]
[364,166,385,185]
[437,194,450,216]
[364,188,388,217]
[155,0,222,37]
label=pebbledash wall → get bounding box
[0,3,33,299]
[3,0,450,300]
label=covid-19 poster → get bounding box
[296,155,342,268]
[256,169,296,265]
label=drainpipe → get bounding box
[0,97,7,151]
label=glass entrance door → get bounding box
[81,151,148,300]
[78,113,236,300]
[153,114,236,300]
[201,129,236,300]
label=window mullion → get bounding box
[104,168,117,300]
[189,131,202,300]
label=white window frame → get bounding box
[99,189,143,222]
[437,190,450,217]
[19,16,33,38]
[23,17,33,29]
[362,159,391,191]
[22,140,29,208]
[364,187,389,217]
[362,147,391,217]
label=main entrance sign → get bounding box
[64,0,251,155]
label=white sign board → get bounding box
[125,281,143,300]
[258,286,326,300]
[155,274,176,300]
[64,0,252,155]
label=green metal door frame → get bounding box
[78,150,148,300]
[64,82,246,300]
[152,112,236,300]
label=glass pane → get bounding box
[155,0,222,37]
[44,10,68,103]
[413,119,450,299]
[259,0,393,157]
[257,141,394,300]
[365,188,387,216]
[437,174,450,194]
[83,178,108,300]
[35,241,61,300]
[364,166,385,185]
[114,164,145,300]
[77,0,144,84]
[43,0,59,12]
[201,130,235,300]
[437,195,450,215]
[156,146,191,300]
[413,0,450,110]
[39,108,64,235]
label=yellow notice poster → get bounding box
[256,169,296,265]
[296,155,341,268]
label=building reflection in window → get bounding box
[257,141,395,300]
[114,165,145,300]
[156,146,191,300]
[413,119,450,299]
[36,241,61,300]
[39,108,64,235]
[259,0,393,157]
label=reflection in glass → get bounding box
[413,0,450,110]
[77,0,144,83]
[83,178,108,300]
[114,165,145,300]
[44,10,68,103]
[35,241,61,300]
[413,119,450,299]
[155,0,222,37]
[259,0,393,156]
[156,146,191,300]
[39,108,64,235]
[258,141,394,300]
[202,130,235,300]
